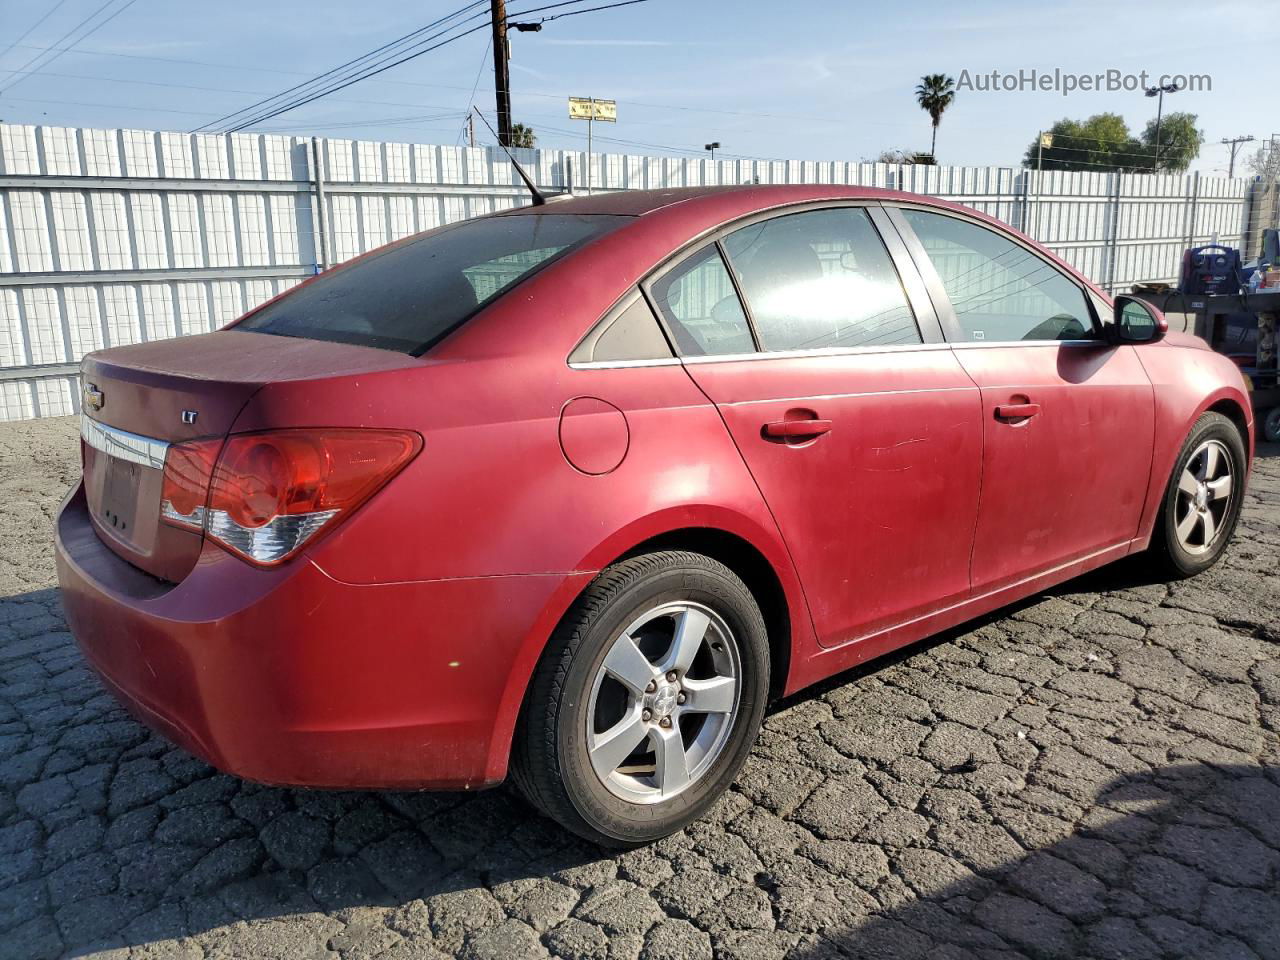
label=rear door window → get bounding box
[648,245,756,356]
[721,208,920,351]
[237,214,629,354]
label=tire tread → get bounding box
[510,550,763,845]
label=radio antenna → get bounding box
[471,107,546,206]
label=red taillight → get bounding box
[160,438,221,522]
[160,429,421,566]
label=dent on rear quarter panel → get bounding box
[1130,341,1254,546]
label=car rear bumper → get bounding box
[55,483,589,790]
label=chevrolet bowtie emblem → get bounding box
[83,382,104,411]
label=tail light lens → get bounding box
[161,429,421,566]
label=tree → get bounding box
[914,74,956,160]
[1023,111,1203,173]
[1022,113,1138,171]
[1138,112,1203,173]
[1245,145,1270,177]
[870,147,931,165]
[511,123,536,149]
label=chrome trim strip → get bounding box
[567,338,1108,370]
[80,416,169,470]
[949,339,1106,349]
[568,357,683,370]
[680,342,952,365]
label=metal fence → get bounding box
[0,122,1269,421]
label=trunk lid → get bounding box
[79,330,419,581]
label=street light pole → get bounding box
[1144,82,1180,171]
[704,141,720,163]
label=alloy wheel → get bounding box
[1174,438,1235,556]
[585,601,741,804]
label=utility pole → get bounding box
[490,0,512,147]
[1222,135,1255,178]
[468,110,476,148]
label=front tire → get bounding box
[512,551,770,847]
[1147,411,1246,578]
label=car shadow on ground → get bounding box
[786,761,1280,960]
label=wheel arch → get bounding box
[483,508,813,783]
[1206,395,1252,464]
[612,527,794,702]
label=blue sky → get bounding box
[0,0,1275,173]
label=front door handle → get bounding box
[994,402,1041,422]
[762,418,833,440]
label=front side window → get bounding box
[900,209,1095,343]
[237,214,629,354]
[648,245,755,356]
[721,208,920,351]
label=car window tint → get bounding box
[722,208,920,351]
[237,214,629,354]
[648,245,755,356]
[900,209,1095,343]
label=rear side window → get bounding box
[237,214,629,354]
[648,245,755,356]
[569,292,673,364]
[722,208,920,351]
[900,209,1095,343]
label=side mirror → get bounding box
[1111,295,1167,344]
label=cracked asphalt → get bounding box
[1,415,1278,960]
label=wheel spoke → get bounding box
[588,709,649,779]
[665,607,711,675]
[1207,474,1232,501]
[652,723,690,796]
[1176,508,1198,542]
[1178,469,1199,497]
[603,635,658,695]
[1200,508,1217,545]
[1202,443,1220,479]
[681,675,736,714]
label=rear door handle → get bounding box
[762,418,833,440]
[994,402,1041,422]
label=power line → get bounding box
[0,95,222,117]
[226,20,491,132]
[221,0,651,134]
[0,0,140,96]
[458,36,493,145]
[0,66,468,113]
[4,40,894,130]
[519,0,650,25]
[192,1,488,132]
[0,0,74,65]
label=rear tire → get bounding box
[1145,411,1246,578]
[511,551,769,847]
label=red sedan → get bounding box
[56,185,1253,846]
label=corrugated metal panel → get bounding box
[0,122,1272,421]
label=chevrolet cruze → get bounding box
[56,185,1253,846]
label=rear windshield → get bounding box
[236,214,629,354]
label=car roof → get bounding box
[494,183,918,218]
[492,183,1113,305]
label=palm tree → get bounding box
[914,74,956,160]
[511,123,536,149]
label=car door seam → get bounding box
[672,358,823,652]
